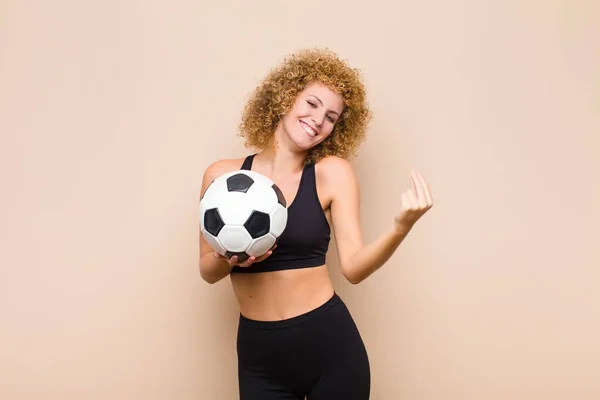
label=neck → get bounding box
[255,126,307,177]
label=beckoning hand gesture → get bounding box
[394,170,434,231]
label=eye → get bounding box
[307,100,317,108]
[327,115,335,123]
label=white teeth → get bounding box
[300,121,317,137]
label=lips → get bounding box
[299,120,318,137]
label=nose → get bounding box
[312,111,326,127]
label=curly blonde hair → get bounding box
[238,48,372,164]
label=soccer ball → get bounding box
[200,170,288,262]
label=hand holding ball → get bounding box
[200,170,288,266]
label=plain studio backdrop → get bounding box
[0,1,598,399]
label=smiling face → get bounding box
[279,81,345,152]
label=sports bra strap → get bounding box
[240,154,256,170]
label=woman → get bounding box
[199,48,433,399]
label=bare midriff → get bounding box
[230,264,335,321]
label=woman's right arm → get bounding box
[199,251,233,284]
[199,160,237,284]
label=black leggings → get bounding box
[236,293,371,399]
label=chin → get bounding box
[295,133,321,150]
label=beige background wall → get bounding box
[1,0,598,399]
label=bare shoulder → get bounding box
[204,157,245,178]
[315,156,359,204]
[200,157,246,196]
[316,155,356,183]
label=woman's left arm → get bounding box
[324,157,433,284]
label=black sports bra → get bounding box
[230,154,331,273]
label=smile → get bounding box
[299,120,318,137]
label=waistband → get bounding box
[238,292,342,330]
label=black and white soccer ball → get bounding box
[200,170,288,262]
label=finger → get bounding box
[410,172,418,195]
[256,250,273,262]
[254,250,273,262]
[401,192,413,209]
[242,256,256,267]
[229,255,239,267]
[415,171,433,205]
[411,171,427,207]
[406,189,419,209]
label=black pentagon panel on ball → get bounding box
[271,184,287,207]
[204,208,225,236]
[226,251,250,262]
[244,211,270,238]
[226,173,255,193]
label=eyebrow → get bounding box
[309,95,339,116]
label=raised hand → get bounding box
[394,170,433,231]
